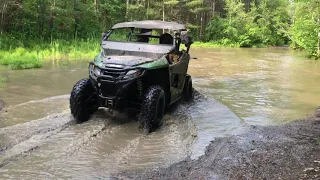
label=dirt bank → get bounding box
[117,108,320,180]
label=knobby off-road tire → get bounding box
[183,74,193,101]
[70,78,99,123]
[139,86,166,133]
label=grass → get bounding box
[0,36,101,70]
[192,41,239,48]
[191,41,270,48]
[0,48,43,69]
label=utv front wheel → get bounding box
[70,78,99,123]
[139,86,165,133]
[183,74,193,101]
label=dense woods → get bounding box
[0,0,319,69]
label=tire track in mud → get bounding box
[0,112,73,168]
[0,95,70,128]
[0,112,72,154]
[0,146,40,168]
[0,95,75,169]
[0,108,116,169]
[12,95,70,108]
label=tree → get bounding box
[289,0,320,57]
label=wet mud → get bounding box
[121,108,320,180]
[0,99,3,110]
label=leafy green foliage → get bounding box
[205,0,290,47]
[0,0,319,70]
[289,0,320,58]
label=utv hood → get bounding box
[101,55,154,67]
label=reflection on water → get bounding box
[0,47,320,178]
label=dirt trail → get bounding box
[118,108,320,180]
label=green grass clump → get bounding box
[192,41,241,48]
[0,36,101,70]
[0,48,43,69]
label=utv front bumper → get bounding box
[88,62,146,109]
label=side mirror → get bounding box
[180,31,193,47]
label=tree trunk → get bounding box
[74,0,79,39]
[126,0,129,20]
[18,0,24,32]
[318,31,320,57]
[146,0,149,19]
[163,0,165,33]
[0,0,7,35]
[162,0,165,21]
[49,0,56,43]
[212,0,216,16]
[94,0,97,17]
[200,13,203,41]
[38,0,46,38]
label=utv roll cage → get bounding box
[101,20,193,54]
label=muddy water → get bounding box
[189,47,320,125]
[0,48,319,178]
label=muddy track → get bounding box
[118,108,320,180]
[0,109,115,167]
[0,112,72,153]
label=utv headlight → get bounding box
[93,66,102,76]
[90,64,102,76]
[123,69,144,79]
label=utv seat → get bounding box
[136,28,152,43]
[159,33,173,45]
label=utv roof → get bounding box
[112,20,186,30]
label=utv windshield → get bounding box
[102,27,175,55]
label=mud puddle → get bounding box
[0,90,242,179]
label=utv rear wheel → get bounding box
[139,86,165,133]
[70,78,99,123]
[183,74,193,101]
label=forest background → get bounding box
[0,0,319,69]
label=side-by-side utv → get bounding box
[70,20,194,132]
